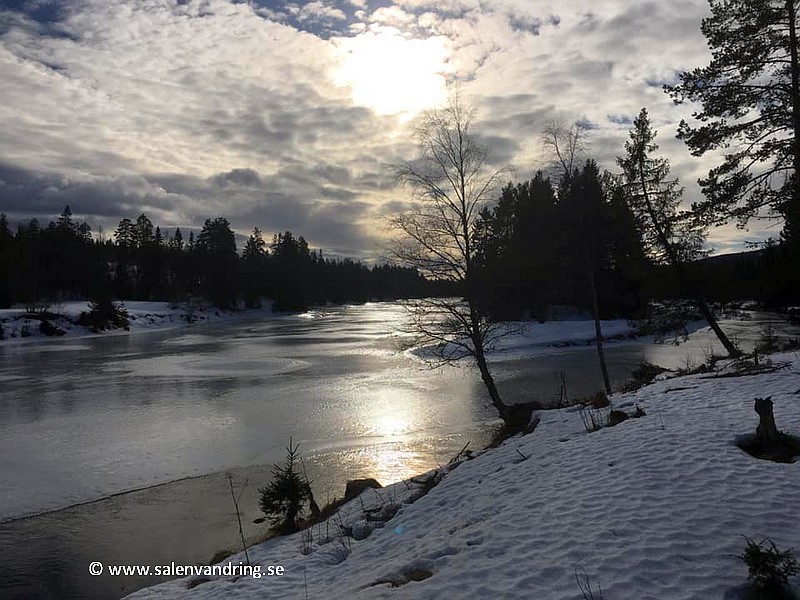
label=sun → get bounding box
[333,29,452,117]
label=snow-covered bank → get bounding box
[0,301,276,344]
[409,318,639,363]
[488,319,637,359]
[130,351,800,600]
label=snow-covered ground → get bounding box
[129,351,800,600]
[488,319,636,359]
[409,318,639,363]
[0,300,275,343]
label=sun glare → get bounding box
[334,29,452,117]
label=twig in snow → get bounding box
[227,473,251,566]
[575,567,604,600]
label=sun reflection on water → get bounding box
[372,415,411,437]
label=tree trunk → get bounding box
[589,269,613,396]
[472,333,505,416]
[787,0,800,252]
[692,294,741,358]
[636,162,741,358]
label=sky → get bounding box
[0,0,779,258]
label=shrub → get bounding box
[740,537,799,594]
[258,439,313,534]
[77,298,129,332]
[755,321,780,355]
[619,360,669,392]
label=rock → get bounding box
[351,520,372,541]
[608,410,629,427]
[364,502,400,523]
[344,478,382,502]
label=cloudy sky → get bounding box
[0,0,776,258]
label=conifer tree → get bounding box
[618,108,740,357]
[258,439,312,534]
[665,0,800,252]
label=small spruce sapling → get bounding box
[258,438,313,534]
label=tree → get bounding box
[258,439,313,534]
[241,227,267,308]
[560,161,616,395]
[0,213,15,307]
[270,231,313,311]
[170,227,184,252]
[194,217,238,308]
[242,227,266,261]
[541,120,589,179]
[135,213,154,249]
[541,121,617,396]
[618,108,741,357]
[664,0,800,251]
[114,218,136,249]
[390,94,530,428]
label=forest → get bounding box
[0,211,432,313]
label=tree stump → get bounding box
[754,397,780,444]
[739,397,800,463]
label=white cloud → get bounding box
[0,0,762,255]
[295,1,347,22]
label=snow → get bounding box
[0,300,276,344]
[128,351,800,600]
[411,318,638,362]
[488,319,636,358]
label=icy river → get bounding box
[0,302,796,599]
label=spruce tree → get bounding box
[258,439,312,534]
[618,108,741,357]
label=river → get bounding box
[0,303,795,599]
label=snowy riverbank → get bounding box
[129,351,800,600]
[0,301,276,344]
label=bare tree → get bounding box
[390,94,532,428]
[543,120,613,396]
[542,120,588,179]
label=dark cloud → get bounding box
[210,168,263,188]
[507,14,541,35]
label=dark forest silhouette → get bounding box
[0,209,434,312]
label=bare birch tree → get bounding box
[543,120,613,396]
[542,120,588,179]
[390,94,532,428]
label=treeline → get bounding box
[472,160,797,322]
[0,209,432,311]
[474,164,647,320]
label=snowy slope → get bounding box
[129,351,800,600]
[0,301,275,343]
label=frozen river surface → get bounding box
[1,302,796,599]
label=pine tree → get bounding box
[171,227,184,251]
[134,214,154,249]
[114,219,135,248]
[665,0,800,251]
[194,217,237,308]
[242,227,266,260]
[618,108,740,357]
